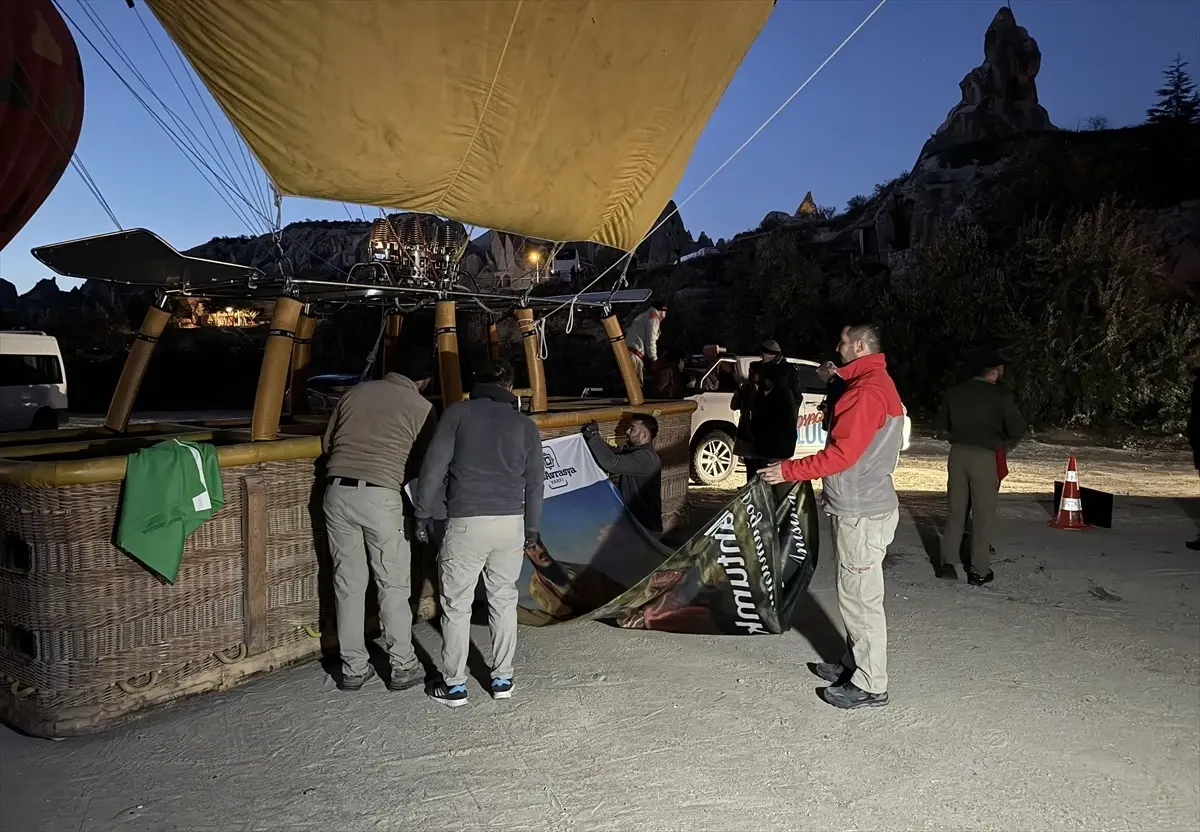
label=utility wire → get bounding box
[541,0,890,322]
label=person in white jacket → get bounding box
[625,299,668,383]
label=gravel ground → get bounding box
[4,428,1197,832]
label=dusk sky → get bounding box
[2,0,1197,293]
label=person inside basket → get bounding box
[322,349,436,692]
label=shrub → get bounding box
[851,200,1197,430]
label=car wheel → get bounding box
[30,408,58,431]
[691,429,736,485]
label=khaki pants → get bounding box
[324,483,415,678]
[941,444,1000,574]
[630,354,644,383]
[830,509,899,694]
[438,515,525,687]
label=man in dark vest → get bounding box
[933,349,1027,585]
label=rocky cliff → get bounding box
[920,6,1056,160]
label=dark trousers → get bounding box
[941,444,999,575]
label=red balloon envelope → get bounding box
[0,0,85,252]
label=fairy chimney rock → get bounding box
[795,191,818,217]
[920,7,1056,160]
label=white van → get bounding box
[550,247,584,280]
[0,331,68,431]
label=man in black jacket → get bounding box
[414,359,544,707]
[738,340,799,479]
[581,414,663,535]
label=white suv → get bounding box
[684,354,911,485]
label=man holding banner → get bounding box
[763,324,904,710]
[581,414,663,535]
[414,359,545,708]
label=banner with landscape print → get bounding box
[506,434,820,635]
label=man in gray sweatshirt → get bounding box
[414,358,544,707]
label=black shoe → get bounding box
[937,563,959,580]
[1186,538,1200,552]
[337,666,377,691]
[968,570,995,586]
[489,678,514,700]
[427,682,469,708]
[821,681,889,710]
[807,662,851,685]
[386,667,423,692]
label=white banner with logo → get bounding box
[404,433,608,514]
[539,433,608,497]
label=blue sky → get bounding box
[2,0,1197,293]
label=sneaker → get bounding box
[937,563,959,580]
[490,678,514,700]
[967,570,995,586]
[1186,538,1200,552]
[807,662,851,685]
[427,682,469,708]
[386,667,424,692]
[821,681,889,710]
[337,666,377,692]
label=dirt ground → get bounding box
[2,437,1198,831]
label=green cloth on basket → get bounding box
[116,439,224,583]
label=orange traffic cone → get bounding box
[1049,456,1090,530]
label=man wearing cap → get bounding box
[626,299,668,384]
[322,350,437,692]
[761,324,904,710]
[933,349,1027,585]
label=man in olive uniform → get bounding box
[1187,338,1200,551]
[933,350,1026,585]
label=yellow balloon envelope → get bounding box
[146,0,774,251]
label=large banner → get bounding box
[414,433,819,635]
[581,476,817,635]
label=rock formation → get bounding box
[795,192,818,217]
[920,7,1056,160]
[634,200,697,266]
[0,277,17,311]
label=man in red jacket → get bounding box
[763,324,904,710]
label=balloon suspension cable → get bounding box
[540,0,889,322]
[360,306,388,381]
[270,186,294,283]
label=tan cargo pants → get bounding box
[830,508,899,694]
[323,483,416,679]
[438,515,525,687]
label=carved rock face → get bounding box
[920,6,1056,160]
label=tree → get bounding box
[1146,55,1200,126]
[845,194,871,213]
[1080,115,1110,131]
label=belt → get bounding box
[328,477,387,488]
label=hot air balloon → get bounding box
[0,0,85,252]
[144,0,774,251]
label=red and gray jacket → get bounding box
[779,352,904,518]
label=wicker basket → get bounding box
[0,458,327,738]
[0,401,695,737]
